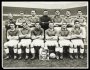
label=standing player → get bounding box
[63,11,74,27]
[16,11,27,28]
[18,22,31,60]
[58,23,73,59]
[5,13,16,30]
[45,23,59,59]
[71,20,85,59]
[52,10,63,26]
[31,23,44,59]
[4,23,19,59]
[75,10,86,26]
[39,10,52,31]
[5,13,16,39]
[27,10,39,27]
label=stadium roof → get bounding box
[2,2,88,9]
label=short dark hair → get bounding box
[44,10,48,11]
[19,11,24,14]
[22,21,27,25]
[78,10,81,12]
[74,20,80,24]
[10,22,16,28]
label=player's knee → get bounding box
[59,47,63,53]
[18,43,21,48]
[31,48,35,53]
[18,48,22,54]
[26,48,30,53]
[14,48,17,53]
[74,47,78,53]
[69,47,73,53]
[80,48,84,53]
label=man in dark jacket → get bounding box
[39,10,52,30]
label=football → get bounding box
[49,53,56,58]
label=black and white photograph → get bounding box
[2,1,88,69]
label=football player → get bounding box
[16,11,27,28]
[71,20,85,59]
[52,10,63,26]
[5,13,16,39]
[75,10,86,26]
[63,10,74,27]
[75,10,87,44]
[18,21,31,60]
[58,23,73,59]
[44,23,59,59]
[4,22,19,59]
[31,23,44,59]
[5,13,16,30]
[27,10,39,27]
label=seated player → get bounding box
[18,22,31,60]
[31,23,44,59]
[58,23,73,59]
[71,20,85,59]
[4,22,19,59]
[45,23,59,59]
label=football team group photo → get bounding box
[2,1,88,69]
